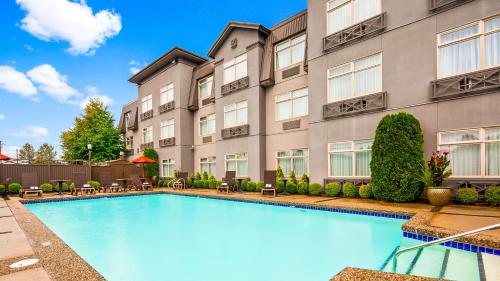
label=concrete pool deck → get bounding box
[1,189,498,280]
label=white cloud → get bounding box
[2,145,20,158]
[129,60,139,65]
[27,64,79,103]
[129,67,141,75]
[12,126,49,141]
[24,44,34,51]
[0,114,5,120]
[0,65,37,97]
[16,0,122,55]
[79,86,114,109]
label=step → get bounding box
[444,248,480,281]
[410,245,447,278]
[482,252,500,281]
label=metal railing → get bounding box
[393,223,500,272]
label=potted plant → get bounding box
[426,151,452,206]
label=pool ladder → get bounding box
[392,223,500,273]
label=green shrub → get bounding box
[276,166,285,179]
[0,185,5,195]
[371,112,425,202]
[286,182,298,194]
[300,173,309,185]
[485,186,500,205]
[298,182,309,195]
[87,181,101,189]
[187,177,193,187]
[289,170,297,185]
[40,183,53,192]
[195,172,202,180]
[240,180,249,191]
[309,183,322,195]
[8,183,21,194]
[157,180,164,187]
[342,182,358,198]
[359,183,373,199]
[325,182,341,197]
[193,180,203,188]
[246,181,257,192]
[69,183,74,191]
[456,188,479,204]
[143,148,159,177]
[203,180,210,188]
[256,181,264,192]
[202,171,209,180]
[208,180,217,189]
[209,175,216,181]
[277,180,285,193]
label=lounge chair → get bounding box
[71,173,95,196]
[20,172,43,198]
[100,172,122,192]
[262,170,277,197]
[129,174,153,191]
[217,171,236,193]
[169,172,188,189]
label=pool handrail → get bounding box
[392,223,500,273]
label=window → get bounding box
[276,88,308,121]
[200,157,216,176]
[162,159,175,178]
[142,126,153,144]
[160,119,174,139]
[438,127,500,177]
[438,15,500,78]
[126,136,133,149]
[200,114,216,136]
[223,53,247,84]
[160,84,174,105]
[327,0,381,35]
[198,76,213,100]
[328,140,373,177]
[225,153,248,177]
[328,53,382,102]
[124,112,131,131]
[142,95,152,112]
[224,101,247,128]
[276,149,309,176]
[275,33,306,70]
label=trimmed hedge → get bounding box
[203,180,210,188]
[87,181,101,189]
[240,180,249,191]
[371,112,425,202]
[40,183,53,192]
[359,183,373,199]
[256,181,264,192]
[0,185,5,194]
[297,182,309,195]
[309,183,322,195]
[342,182,358,198]
[246,181,257,192]
[193,180,203,188]
[485,186,500,205]
[325,182,341,197]
[456,188,479,204]
[208,180,217,189]
[8,183,21,194]
[286,182,298,194]
[277,180,285,193]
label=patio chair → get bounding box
[217,171,236,193]
[262,170,277,197]
[169,172,188,189]
[129,174,153,191]
[99,172,122,193]
[72,173,95,196]
[20,172,43,198]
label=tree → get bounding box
[60,98,122,162]
[18,143,35,163]
[34,143,57,164]
[143,148,159,177]
[370,112,425,202]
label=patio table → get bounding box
[50,179,71,196]
[233,177,249,192]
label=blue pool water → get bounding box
[26,194,406,281]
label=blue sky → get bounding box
[0,0,306,157]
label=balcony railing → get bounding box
[431,66,500,100]
[159,101,175,114]
[221,124,249,139]
[429,0,472,11]
[126,149,134,156]
[159,137,175,147]
[323,13,386,53]
[201,96,215,106]
[202,136,212,143]
[140,110,153,121]
[282,119,300,130]
[221,76,249,95]
[323,92,387,120]
[140,142,154,150]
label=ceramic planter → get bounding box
[427,187,452,206]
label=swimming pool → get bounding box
[26,194,406,281]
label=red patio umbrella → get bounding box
[0,154,12,161]
[130,156,157,178]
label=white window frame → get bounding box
[328,139,373,178]
[274,33,306,70]
[326,0,382,35]
[276,149,309,176]
[198,76,213,100]
[438,126,500,178]
[437,15,500,78]
[142,126,153,144]
[160,83,174,105]
[225,152,248,177]
[161,159,175,178]
[141,95,153,113]
[200,156,216,176]
[160,119,174,139]
[125,136,133,149]
[275,88,309,121]
[199,113,216,136]
[327,53,382,103]
[223,53,247,84]
[223,100,248,128]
